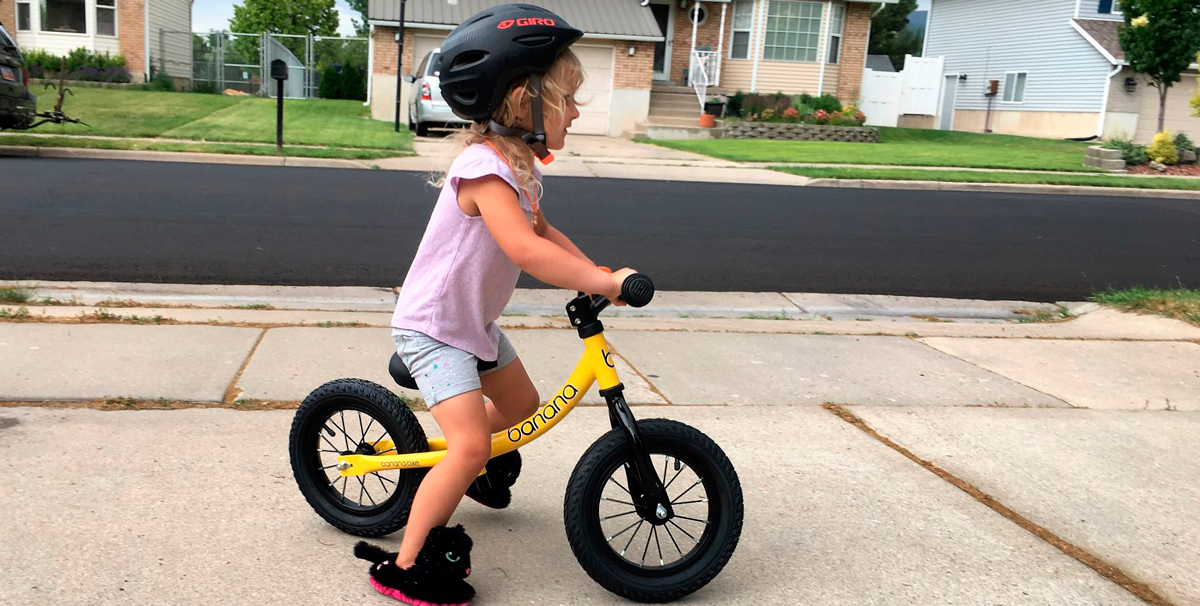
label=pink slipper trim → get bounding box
[369,576,471,606]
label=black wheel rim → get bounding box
[590,450,719,576]
[302,405,408,516]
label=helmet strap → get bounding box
[486,73,555,165]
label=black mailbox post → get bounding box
[271,59,288,153]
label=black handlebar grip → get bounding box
[620,274,655,308]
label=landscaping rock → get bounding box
[1148,160,1168,172]
[723,122,879,143]
[1177,148,1198,164]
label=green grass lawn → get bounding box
[162,97,412,150]
[32,87,243,137]
[23,86,411,151]
[773,166,1200,191]
[0,134,405,160]
[646,128,1098,172]
[1090,288,1200,326]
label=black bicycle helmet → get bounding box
[436,3,583,163]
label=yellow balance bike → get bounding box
[288,274,744,602]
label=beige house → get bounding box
[366,0,887,137]
[0,0,192,84]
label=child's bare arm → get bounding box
[464,176,624,298]
[535,210,593,264]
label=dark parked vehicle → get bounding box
[0,21,36,130]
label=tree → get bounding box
[1117,0,1200,133]
[229,0,340,37]
[345,0,370,37]
[869,0,920,70]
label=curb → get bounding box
[805,178,1200,200]
[0,145,376,170]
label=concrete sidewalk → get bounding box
[2,282,1199,605]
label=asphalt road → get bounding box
[3,157,1198,301]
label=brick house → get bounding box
[366,0,888,137]
[0,0,192,84]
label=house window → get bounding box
[1003,71,1028,103]
[763,1,823,62]
[17,1,32,31]
[827,3,845,64]
[97,0,116,37]
[40,0,87,34]
[687,3,709,27]
[730,0,755,60]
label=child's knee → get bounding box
[451,436,493,470]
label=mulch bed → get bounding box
[1126,163,1200,176]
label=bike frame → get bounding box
[336,332,611,476]
[336,293,675,520]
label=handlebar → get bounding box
[619,273,655,308]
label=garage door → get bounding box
[413,34,446,76]
[1136,70,1200,142]
[571,45,614,136]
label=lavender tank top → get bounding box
[391,144,540,361]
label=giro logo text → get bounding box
[497,17,555,29]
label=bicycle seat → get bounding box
[388,353,499,390]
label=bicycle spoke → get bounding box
[674,514,709,525]
[360,417,376,444]
[667,520,700,544]
[357,475,377,507]
[664,463,687,489]
[641,522,653,565]
[373,473,397,486]
[338,411,351,450]
[375,447,397,455]
[663,521,684,555]
[671,479,703,504]
[373,472,390,494]
[602,496,635,506]
[673,498,708,506]
[661,455,669,484]
[319,432,341,452]
[607,477,631,496]
[318,448,343,454]
[654,525,664,566]
[320,464,339,471]
[602,509,638,521]
[606,518,642,542]
[621,520,644,556]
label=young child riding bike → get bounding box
[354,4,637,605]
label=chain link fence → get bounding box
[191,31,368,99]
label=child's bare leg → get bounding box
[394,389,492,568]
[481,357,540,434]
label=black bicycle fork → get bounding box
[568,292,674,525]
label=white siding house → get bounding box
[925,0,1200,141]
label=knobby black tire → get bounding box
[289,378,427,537]
[563,419,744,603]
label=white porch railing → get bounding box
[688,50,719,107]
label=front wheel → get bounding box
[564,419,743,603]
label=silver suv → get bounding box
[405,49,469,137]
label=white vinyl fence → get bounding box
[859,55,945,127]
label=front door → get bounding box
[650,2,674,81]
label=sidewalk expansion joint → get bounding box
[911,339,1074,407]
[608,345,673,406]
[822,403,1178,606]
[224,328,269,406]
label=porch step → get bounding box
[651,82,733,95]
[645,123,722,141]
[650,97,702,113]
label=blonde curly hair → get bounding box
[432,49,585,206]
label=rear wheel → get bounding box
[415,121,430,137]
[289,378,427,537]
[564,419,743,603]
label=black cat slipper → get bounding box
[355,525,475,606]
[465,449,521,509]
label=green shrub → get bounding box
[799,93,842,113]
[1148,130,1179,165]
[318,65,341,99]
[1103,136,1149,165]
[726,91,746,116]
[147,70,174,91]
[339,65,365,101]
[1173,131,1195,151]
